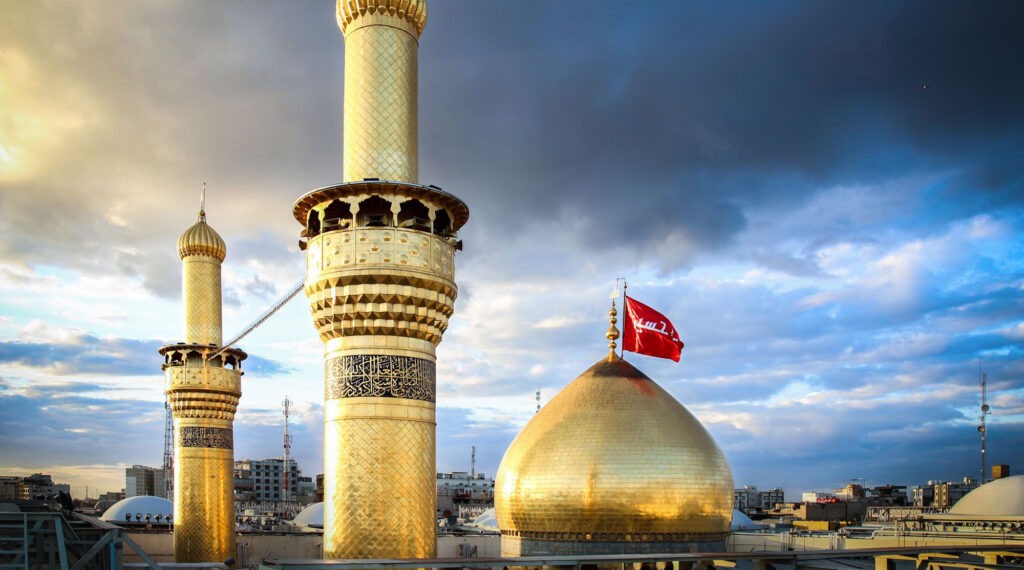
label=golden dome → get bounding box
[336,0,427,37]
[177,210,226,261]
[495,355,733,549]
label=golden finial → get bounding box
[605,296,619,362]
[199,182,207,222]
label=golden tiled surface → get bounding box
[304,226,457,344]
[343,16,419,182]
[173,435,236,563]
[182,257,223,346]
[495,356,733,550]
[308,227,455,279]
[323,396,437,558]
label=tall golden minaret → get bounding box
[292,0,468,559]
[159,199,246,563]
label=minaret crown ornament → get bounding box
[336,0,427,37]
[177,218,226,261]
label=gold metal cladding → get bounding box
[182,256,223,346]
[305,277,455,345]
[495,356,734,543]
[337,0,427,38]
[178,218,227,261]
[292,181,469,231]
[323,397,437,559]
[173,427,236,563]
[323,334,436,357]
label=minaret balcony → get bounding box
[305,225,455,282]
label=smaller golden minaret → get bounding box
[159,196,246,563]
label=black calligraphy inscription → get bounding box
[179,426,233,449]
[326,355,435,402]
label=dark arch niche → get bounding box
[358,196,392,227]
[433,209,451,236]
[322,200,352,231]
[307,209,322,238]
[398,200,431,232]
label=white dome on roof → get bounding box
[292,502,324,529]
[100,496,173,522]
[950,475,1024,516]
[731,509,762,530]
[469,507,498,531]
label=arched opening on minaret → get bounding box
[323,200,352,232]
[358,196,392,227]
[397,200,430,232]
[307,210,322,238]
[433,209,452,236]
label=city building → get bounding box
[734,486,785,514]
[234,458,301,503]
[866,484,908,505]
[0,477,20,501]
[14,473,70,501]
[437,472,494,516]
[124,465,167,499]
[912,477,979,509]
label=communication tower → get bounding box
[979,370,991,484]
[162,395,174,498]
[283,396,293,502]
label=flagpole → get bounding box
[619,278,628,358]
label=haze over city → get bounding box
[1,1,1022,498]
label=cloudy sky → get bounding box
[1,1,1022,500]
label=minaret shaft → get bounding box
[182,257,223,345]
[161,210,244,563]
[296,0,467,561]
[343,18,419,183]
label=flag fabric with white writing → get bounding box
[622,295,684,362]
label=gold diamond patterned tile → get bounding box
[183,258,223,345]
[323,414,436,558]
[343,25,419,182]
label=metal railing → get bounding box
[257,544,1024,570]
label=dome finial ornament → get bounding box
[605,295,619,362]
[199,182,207,222]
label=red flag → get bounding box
[623,296,684,362]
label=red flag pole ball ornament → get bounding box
[622,296,684,362]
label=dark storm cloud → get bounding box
[420,1,1024,266]
[0,334,289,376]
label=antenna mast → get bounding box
[979,369,990,484]
[471,446,476,478]
[162,394,174,498]
[283,396,293,502]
